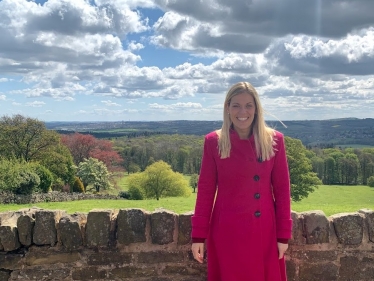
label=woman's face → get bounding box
[227,92,256,139]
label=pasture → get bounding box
[1,185,373,217]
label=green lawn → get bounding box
[291,185,374,216]
[1,185,373,216]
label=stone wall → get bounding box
[0,191,120,205]
[0,208,374,281]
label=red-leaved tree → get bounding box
[61,133,123,172]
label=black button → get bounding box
[253,175,260,181]
[254,193,260,199]
[258,157,263,163]
[254,211,261,217]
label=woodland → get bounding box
[1,115,374,205]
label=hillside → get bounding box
[46,118,374,147]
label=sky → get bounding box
[0,0,373,122]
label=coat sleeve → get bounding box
[191,133,218,239]
[271,132,293,239]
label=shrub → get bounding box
[128,186,144,200]
[30,163,53,193]
[72,177,85,193]
[368,176,374,188]
[0,159,40,195]
[51,178,64,192]
[118,191,130,199]
[16,170,40,195]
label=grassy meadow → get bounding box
[1,184,374,217]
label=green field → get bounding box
[1,185,373,216]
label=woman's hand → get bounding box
[278,242,288,259]
[191,243,205,263]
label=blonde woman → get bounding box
[191,82,292,281]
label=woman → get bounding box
[191,82,292,281]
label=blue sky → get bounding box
[0,0,374,122]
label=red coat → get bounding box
[192,129,292,281]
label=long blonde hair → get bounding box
[216,82,276,160]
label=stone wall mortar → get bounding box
[0,208,373,280]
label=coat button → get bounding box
[254,211,261,217]
[254,193,260,199]
[257,157,263,163]
[253,175,260,181]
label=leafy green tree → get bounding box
[30,163,53,193]
[127,173,146,200]
[39,144,76,188]
[285,137,322,201]
[0,114,60,162]
[127,161,191,200]
[128,163,141,173]
[76,157,112,192]
[189,173,199,193]
[0,159,40,195]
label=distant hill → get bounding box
[46,118,374,147]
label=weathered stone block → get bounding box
[26,251,80,266]
[295,250,338,263]
[117,208,147,245]
[72,267,107,280]
[138,251,185,263]
[87,252,132,265]
[14,268,71,281]
[17,214,35,246]
[0,211,22,251]
[0,269,11,280]
[85,209,113,247]
[33,210,65,246]
[339,255,374,280]
[290,211,304,245]
[331,212,363,245]
[0,253,24,270]
[163,264,205,276]
[301,210,330,244]
[359,208,374,242]
[299,262,338,281]
[0,225,20,252]
[59,213,86,251]
[151,209,176,245]
[178,211,193,245]
[286,259,296,281]
[108,265,157,278]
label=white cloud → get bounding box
[101,100,121,106]
[0,94,6,100]
[26,101,45,107]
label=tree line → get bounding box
[309,147,374,185]
[2,114,372,203]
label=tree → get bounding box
[0,114,60,162]
[39,144,76,188]
[189,173,199,193]
[0,159,40,195]
[76,157,112,192]
[285,137,322,201]
[61,133,123,172]
[127,160,191,200]
[368,176,374,188]
[30,163,53,193]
